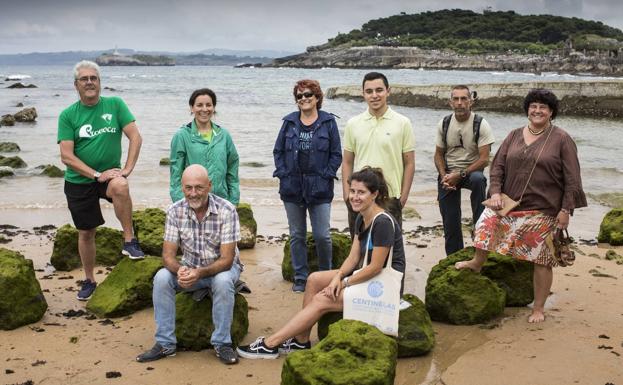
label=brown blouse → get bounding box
[488,125,587,217]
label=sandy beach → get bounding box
[1,191,622,385]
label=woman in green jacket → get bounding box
[169,88,240,204]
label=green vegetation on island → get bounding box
[317,9,623,54]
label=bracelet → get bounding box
[560,208,570,214]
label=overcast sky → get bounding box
[1,0,622,55]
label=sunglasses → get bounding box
[77,76,99,83]
[295,92,315,100]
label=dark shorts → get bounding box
[64,180,112,230]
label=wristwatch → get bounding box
[93,171,102,180]
[342,276,350,287]
[460,169,468,178]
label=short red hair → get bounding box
[293,79,323,110]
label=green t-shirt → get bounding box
[57,96,135,184]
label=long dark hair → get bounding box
[348,166,389,208]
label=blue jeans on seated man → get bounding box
[152,263,241,350]
[283,201,332,282]
[438,171,487,256]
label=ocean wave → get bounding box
[5,74,31,80]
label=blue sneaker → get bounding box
[122,238,145,260]
[292,279,306,293]
[136,343,176,363]
[77,279,97,301]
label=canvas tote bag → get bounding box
[343,212,403,336]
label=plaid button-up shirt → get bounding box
[163,193,242,269]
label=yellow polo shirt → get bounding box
[344,107,415,198]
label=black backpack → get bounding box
[441,113,483,150]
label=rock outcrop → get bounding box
[0,142,20,152]
[36,164,64,178]
[87,257,163,317]
[132,208,166,256]
[282,319,397,385]
[0,248,48,330]
[7,82,37,89]
[0,155,27,168]
[50,224,124,271]
[0,168,14,178]
[1,114,15,126]
[598,208,623,246]
[13,107,37,122]
[159,157,170,166]
[237,203,257,249]
[282,232,351,282]
[318,294,435,358]
[175,292,248,349]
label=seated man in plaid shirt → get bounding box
[136,164,242,365]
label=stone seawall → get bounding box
[326,80,623,118]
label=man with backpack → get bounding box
[434,85,495,255]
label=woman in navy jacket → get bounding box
[273,79,342,293]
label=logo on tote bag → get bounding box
[367,281,384,298]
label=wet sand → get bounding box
[1,194,622,385]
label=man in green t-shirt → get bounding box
[342,72,416,237]
[57,60,144,301]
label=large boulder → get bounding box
[429,248,533,307]
[0,142,20,152]
[282,319,397,385]
[237,203,257,249]
[175,292,248,349]
[317,294,435,358]
[0,155,27,168]
[598,208,623,246]
[0,248,48,330]
[1,114,16,126]
[36,164,64,178]
[0,167,14,178]
[133,208,166,256]
[86,257,162,317]
[282,232,351,282]
[13,107,37,122]
[50,224,124,271]
[426,253,506,324]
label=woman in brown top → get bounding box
[456,88,587,323]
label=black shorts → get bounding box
[64,180,112,230]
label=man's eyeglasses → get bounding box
[77,76,99,83]
[295,92,314,100]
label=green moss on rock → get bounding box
[36,164,64,177]
[0,142,20,152]
[0,155,26,168]
[0,248,47,330]
[282,319,397,385]
[282,232,351,282]
[237,203,257,249]
[317,295,435,358]
[133,208,166,256]
[175,292,248,350]
[50,224,124,271]
[159,157,170,166]
[598,209,623,246]
[86,257,162,317]
[0,168,14,178]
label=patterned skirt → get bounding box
[473,208,558,267]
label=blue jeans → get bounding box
[152,263,241,349]
[438,171,487,256]
[283,201,332,282]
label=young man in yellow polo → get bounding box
[341,72,415,237]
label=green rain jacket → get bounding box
[169,120,240,205]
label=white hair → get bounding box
[73,60,101,80]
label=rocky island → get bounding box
[96,51,174,66]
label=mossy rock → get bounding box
[426,252,506,324]
[282,319,397,385]
[0,142,20,152]
[598,209,623,246]
[0,167,14,178]
[133,208,166,256]
[36,164,64,178]
[282,232,351,282]
[0,155,27,168]
[1,114,15,126]
[429,248,533,307]
[0,248,48,330]
[13,107,37,122]
[605,250,623,265]
[237,203,257,249]
[175,292,248,350]
[86,257,163,317]
[317,294,435,358]
[50,224,124,271]
[159,157,170,166]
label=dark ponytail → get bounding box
[348,166,389,208]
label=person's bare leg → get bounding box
[455,248,488,272]
[78,228,97,282]
[529,264,552,323]
[107,177,134,242]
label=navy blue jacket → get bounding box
[273,110,342,204]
